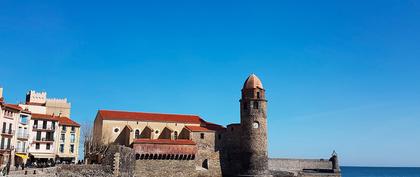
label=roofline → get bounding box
[98,109,200,117]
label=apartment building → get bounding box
[29,113,58,164]
[56,117,80,163]
[0,88,80,167]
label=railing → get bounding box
[0,145,11,151]
[33,125,55,131]
[34,137,54,142]
[41,137,54,142]
[17,133,30,139]
[1,129,14,135]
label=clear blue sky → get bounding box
[1,0,420,167]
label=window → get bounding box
[200,133,205,139]
[70,134,75,143]
[71,126,75,132]
[60,144,64,153]
[70,145,74,153]
[35,143,40,150]
[0,137,4,149]
[218,134,222,140]
[62,126,67,131]
[20,115,28,124]
[2,123,5,133]
[36,131,41,141]
[257,92,260,99]
[52,122,56,129]
[60,134,65,142]
[46,143,50,150]
[8,123,12,134]
[114,128,120,133]
[155,130,159,134]
[202,159,209,169]
[174,131,178,140]
[34,120,38,129]
[135,130,140,139]
[253,101,259,109]
[42,121,47,129]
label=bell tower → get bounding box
[240,74,269,175]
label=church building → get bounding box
[91,74,341,177]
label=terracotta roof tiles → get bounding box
[57,116,80,127]
[98,110,205,124]
[133,139,196,145]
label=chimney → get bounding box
[0,87,3,99]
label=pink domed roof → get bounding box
[243,74,263,89]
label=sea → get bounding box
[342,167,420,177]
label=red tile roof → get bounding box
[4,104,23,111]
[133,139,196,145]
[184,126,214,132]
[97,110,205,124]
[203,121,226,131]
[57,116,80,127]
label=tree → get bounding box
[81,122,110,164]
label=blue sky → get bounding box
[1,0,420,167]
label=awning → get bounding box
[29,153,55,159]
[15,153,29,159]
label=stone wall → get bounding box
[102,145,135,176]
[135,160,197,177]
[269,158,332,172]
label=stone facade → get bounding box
[91,74,341,177]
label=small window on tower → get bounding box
[257,92,260,99]
[253,101,259,109]
[200,133,205,139]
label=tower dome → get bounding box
[243,74,263,89]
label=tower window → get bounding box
[257,92,260,99]
[200,133,205,139]
[253,101,259,109]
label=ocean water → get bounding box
[342,167,420,177]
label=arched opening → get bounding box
[253,101,259,109]
[140,154,144,160]
[174,131,178,140]
[135,129,140,139]
[202,159,209,169]
[135,154,140,160]
[139,126,152,139]
[158,127,173,139]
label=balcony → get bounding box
[17,133,30,140]
[0,145,12,151]
[1,129,14,136]
[34,137,54,142]
[33,125,55,131]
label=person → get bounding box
[21,163,24,170]
[15,163,19,170]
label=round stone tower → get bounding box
[240,74,269,176]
